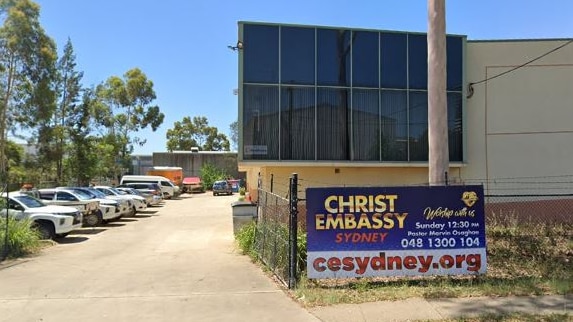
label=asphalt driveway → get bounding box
[0,193,318,322]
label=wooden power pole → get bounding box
[427,0,449,185]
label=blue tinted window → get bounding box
[352,89,379,160]
[448,92,463,161]
[352,31,379,88]
[244,25,279,83]
[447,36,463,91]
[242,85,280,160]
[280,87,315,160]
[408,91,428,161]
[408,34,428,90]
[381,90,408,161]
[381,33,407,88]
[316,88,350,160]
[281,27,315,85]
[317,29,351,86]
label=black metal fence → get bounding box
[254,174,300,288]
[252,173,573,289]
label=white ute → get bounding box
[2,192,83,239]
[94,186,147,215]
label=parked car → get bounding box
[117,182,163,206]
[116,187,161,207]
[58,187,125,222]
[212,180,232,196]
[120,175,180,199]
[37,188,102,227]
[2,192,83,239]
[182,177,203,193]
[94,186,147,214]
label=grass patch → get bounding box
[0,217,42,259]
[235,220,257,258]
[292,219,572,307]
[234,212,572,308]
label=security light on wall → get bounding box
[227,40,244,51]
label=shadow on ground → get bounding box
[117,218,137,222]
[103,223,126,228]
[137,210,159,215]
[72,228,107,235]
[55,236,89,244]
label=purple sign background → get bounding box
[306,185,486,252]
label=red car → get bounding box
[182,177,204,193]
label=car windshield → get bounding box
[110,187,124,195]
[70,188,97,199]
[87,189,107,198]
[128,189,142,195]
[13,195,46,208]
[68,189,92,200]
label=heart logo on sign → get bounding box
[461,191,478,207]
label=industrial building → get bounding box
[235,22,573,197]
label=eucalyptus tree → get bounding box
[229,120,238,151]
[95,68,164,179]
[65,88,101,186]
[166,116,230,152]
[0,0,58,176]
[52,38,83,182]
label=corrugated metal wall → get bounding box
[150,152,241,178]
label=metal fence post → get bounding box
[288,173,298,289]
[2,185,9,262]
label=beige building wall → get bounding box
[464,39,573,193]
[240,164,464,199]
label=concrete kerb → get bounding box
[308,295,572,321]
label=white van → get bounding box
[120,175,180,199]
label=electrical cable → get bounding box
[467,39,573,98]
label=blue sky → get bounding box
[34,0,573,154]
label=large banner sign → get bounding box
[306,185,486,279]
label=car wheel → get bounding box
[128,205,137,217]
[33,221,55,240]
[84,211,103,227]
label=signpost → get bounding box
[306,185,486,279]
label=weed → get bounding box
[0,217,41,259]
[235,220,257,258]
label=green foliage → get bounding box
[235,220,257,257]
[297,231,307,272]
[293,221,573,307]
[0,0,58,173]
[0,217,41,258]
[239,187,246,196]
[166,116,230,152]
[50,38,83,183]
[199,162,228,190]
[65,88,100,185]
[95,68,165,179]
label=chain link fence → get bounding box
[254,189,290,285]
[251,173,573,288]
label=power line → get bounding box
[467,39,573,98]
